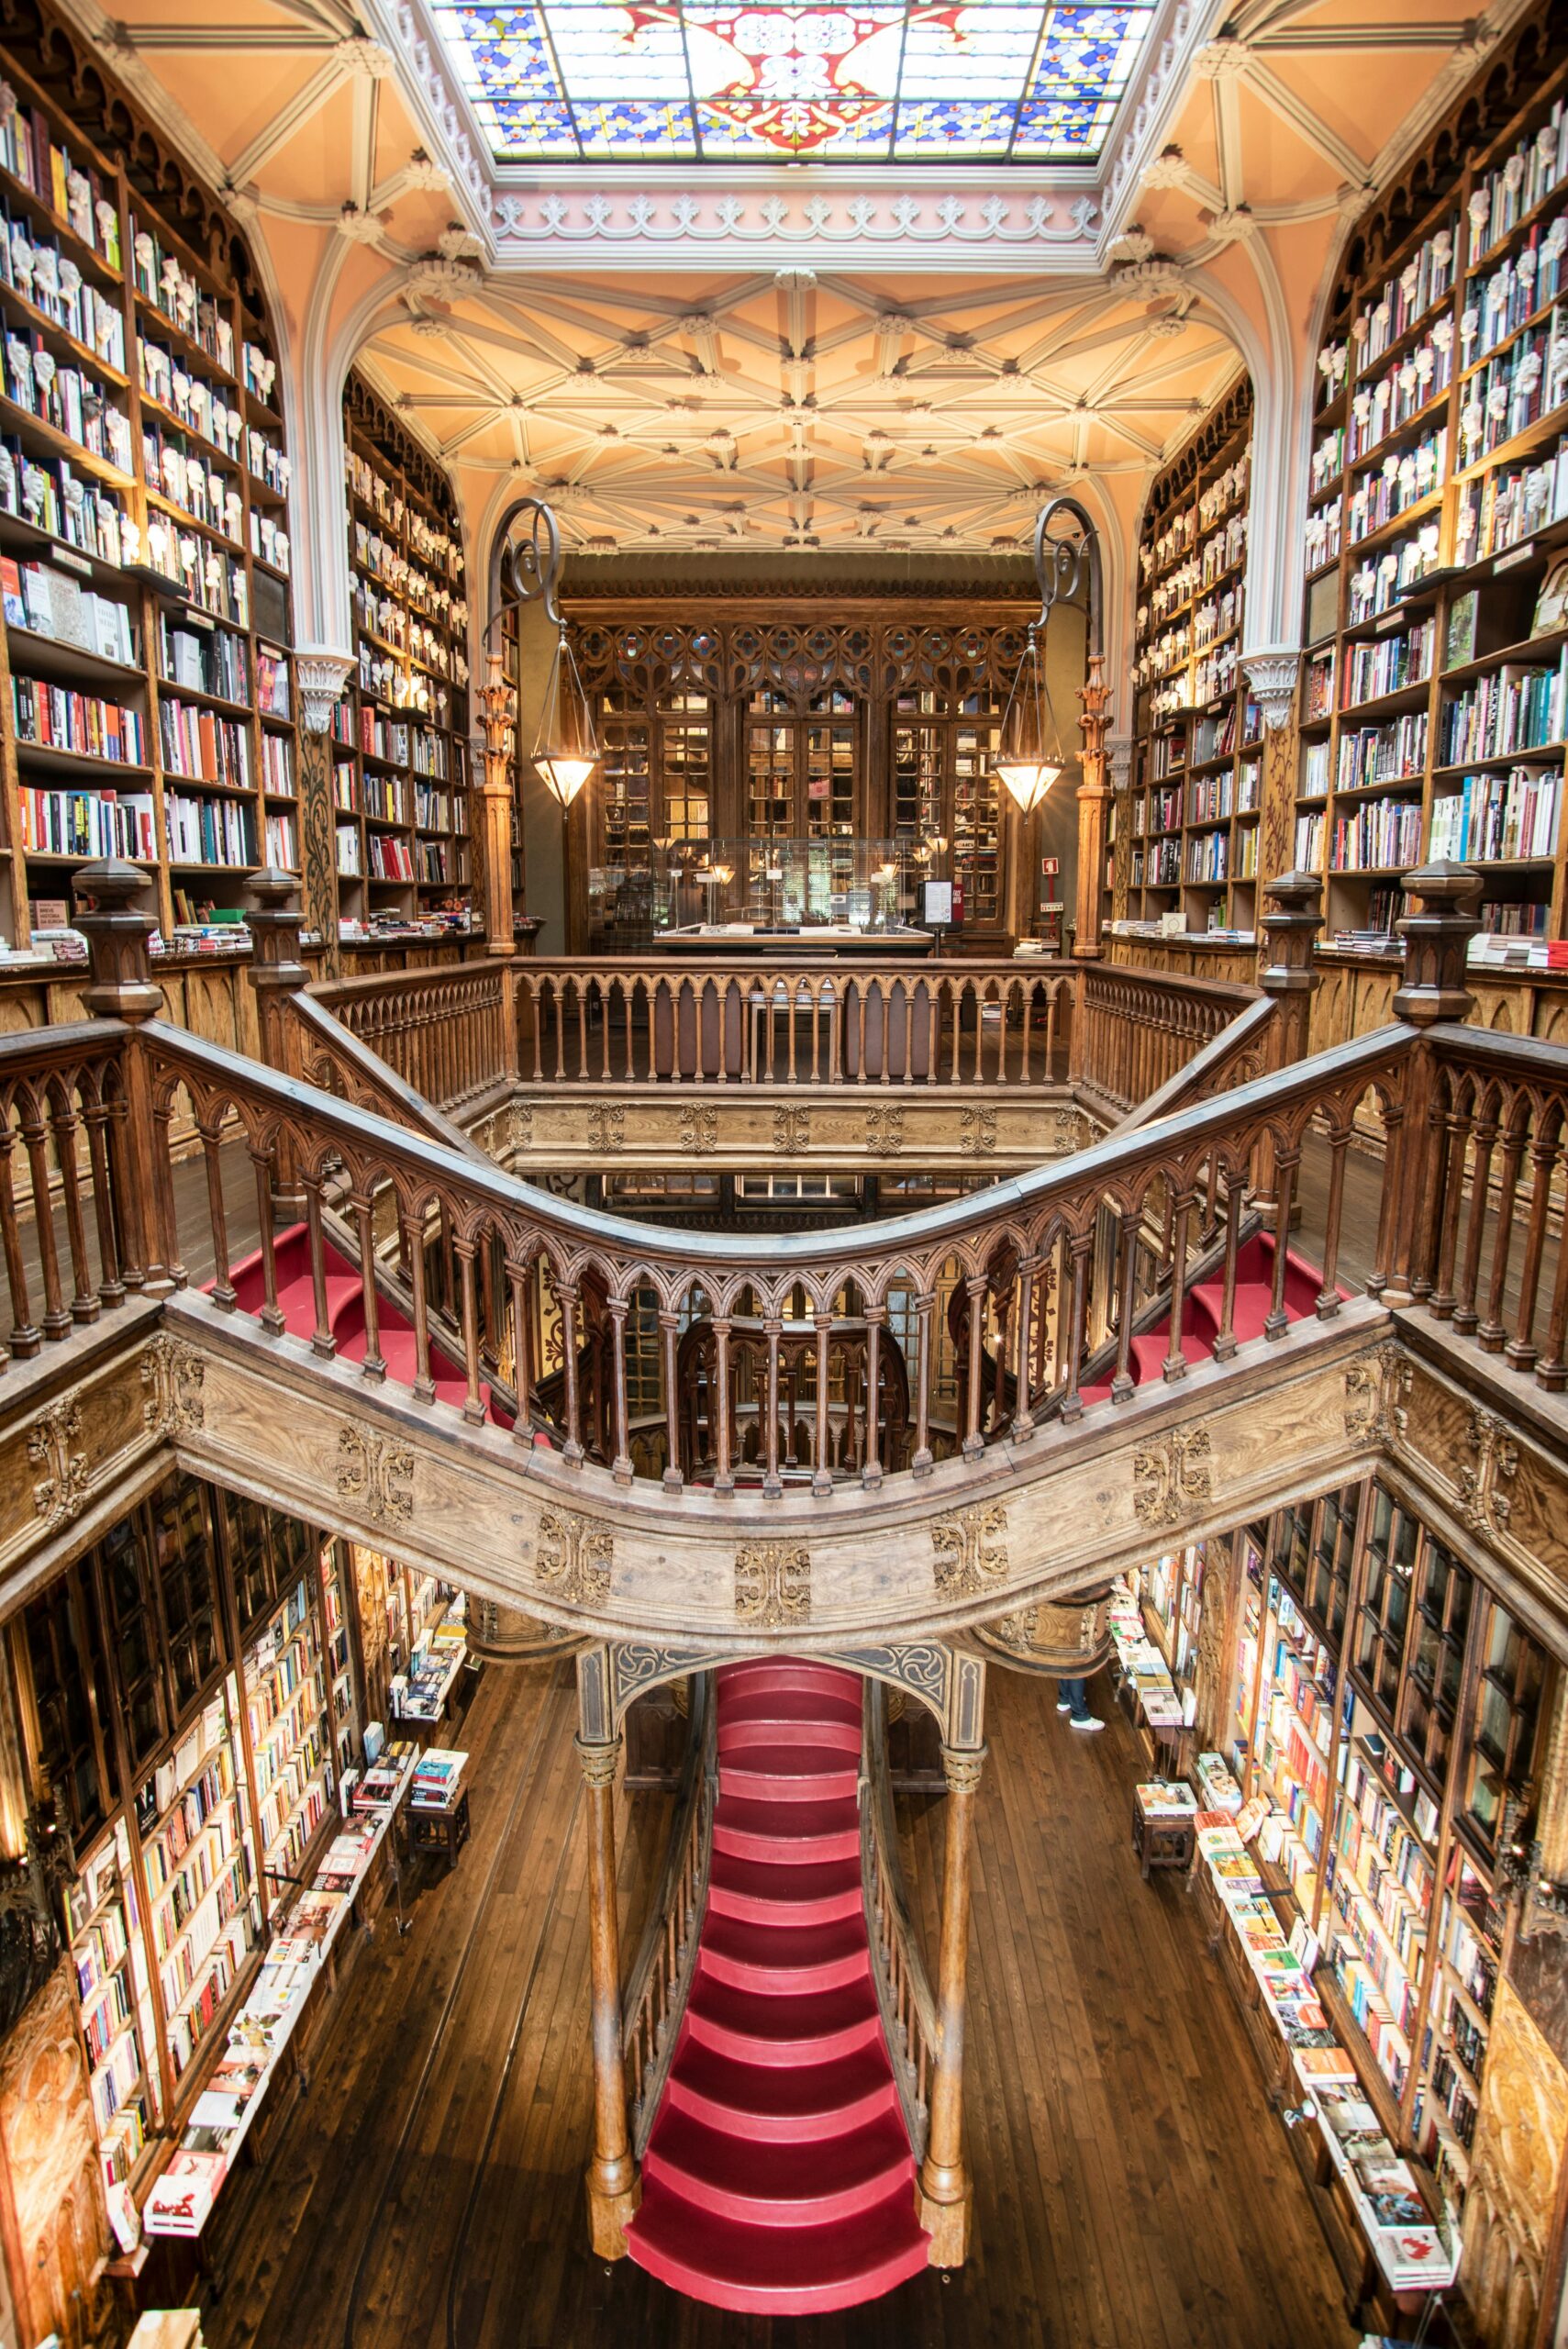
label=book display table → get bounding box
[408,1748,469,1872]
[1132,1782,1197,1878]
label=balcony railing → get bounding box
[6,864,1551,1527]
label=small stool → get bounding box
[1133,1792,1196,1880]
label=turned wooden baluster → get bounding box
[862,1305,884,1488]
[762,1315,784,1497]
[81,1099,123,1308]
[1316,1127,1351,1319]
[0,1122,39,1357]
[450,1235,484,1422]
[1110,1211,1140,1402]
[712,1318,734,1492]
[507,1256,534,1442]
[250,1146,284,1337]
[199,1118,236,1308]
[1162,1189,1194,1382]
[1507,1121,1561,1373]
[910,1291,935,1473]
[1212,1180,1242,1362]
[305,1176,336,1360]
[1477,1106,1528,1353]
[917,1741,985,2267]
[350,1191,384,1378]
[812,1313,833,1496]
[557,1282,585,1462]
[47,1089,97,1323]
[659,1309,683,1489]
[606,1296,633,1485]
[578,1730,640,2258]
[962,1273,987,1458]
[1060,1230,1092,1419]
[1011,1258,1035,1439]
[17,1093,68,1339]
[1452,1106,1498,1336]
[1427,1086,1472,1319]
[1263,1149,1299,1341]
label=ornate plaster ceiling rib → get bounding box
[358,262,1232,551]
[83,0,1507,564]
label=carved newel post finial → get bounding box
[74,860,162,1020]
[1258,870,1323,1070]
[1393,863,1482,1027]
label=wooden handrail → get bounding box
[307,958,515,1119]
[860,1679,939,2161]
[132,1012,1423,1493]
[621,1675,717,2156]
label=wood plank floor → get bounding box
[200,1660,1357,2349]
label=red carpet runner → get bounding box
[625,1660,930,2314]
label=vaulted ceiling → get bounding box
[361,264,1230,550]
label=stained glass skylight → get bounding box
[428,3,1159,162]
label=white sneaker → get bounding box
[1055,1700,1073,1713]
[1070,1715,1105,1733]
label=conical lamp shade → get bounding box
[532,629,599,809]
[994,637,1063,813]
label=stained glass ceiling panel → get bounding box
[428,2,1159,162]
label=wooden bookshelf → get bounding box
[1301,49,1568,952]
[0,18,297,950]
[1128,379,1260,941]
[336,373,472,927]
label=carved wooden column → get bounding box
[75,860,171,1296]
[578,1730,640,2256]
[478,649,518,961]
[1072,652,1111,960]
[294,651,355,979]
[1106,733,1133,929]
[1242,652,1303,983]
[1382,863,1482,1308]
[917,1739,985,2266]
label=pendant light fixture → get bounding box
[484,494,601,815]
[994,498,1097,812]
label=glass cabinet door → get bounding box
[951,695,1003,930]
[805,691,857,841]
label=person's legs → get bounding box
[1057,1677,1085,1717]
[1063,1675,1105,1731]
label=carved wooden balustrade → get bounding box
[1071,963,1262,1117]
[516,956,1077,1091]
[307,960,514,1119]
[129,1016,1419,1492]
[861,1680,938,2162]
[622,1674,717,2155]
[674,1314,912,1488]
[12,863,1568,1500]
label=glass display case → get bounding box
[590,838,922,942]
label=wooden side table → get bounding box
[410,1787,471,1870]
[1132,1795,1196,1879]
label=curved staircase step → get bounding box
[713,1793,861,1865]
[664,2041,901,2143]
[708,1850,864,1925]
[643,2108,914,2227]
[719,1662,862,1703]
[718,1692,862,1754]
[626,2177,929,2315]
[686,1971,882,2065]
[700,1912,870,1995]
[718,1744,860,1802]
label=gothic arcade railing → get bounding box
[133,1017,1419,1491]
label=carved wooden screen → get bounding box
[571,613,1029,943]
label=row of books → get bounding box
[1470,98,1567,255]
[1338,712,1428,791]
[3,554,135,662]
[1457,304,1568,469]
[1360,216,1457,367]
[1440,652,1568,765]
[0,100,122,267]
[160,697,250,788]
[1467,217,1566,368]
[2,329,134,473]
[1342,619,1435,709]
[1455,437,1568,562]
[12,673,145,763]
[1429,765,1562,862]
[1,207,125,360]
[359,711,453,773]
[1347,328,1452,465]
[164,792,256,868]
[0,436,129,562]
[1346,429,1447,545]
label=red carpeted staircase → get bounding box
[1079,1231,1334,1403]
[625,1660,930,2315]
[223,1224,514,1425]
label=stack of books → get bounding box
[412,1748,467,1812]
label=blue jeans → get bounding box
[1058,1676,1091,1721]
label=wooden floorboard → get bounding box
[197,1658,1359,2349]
